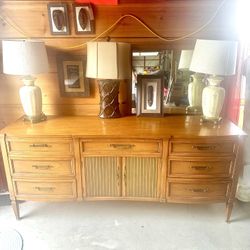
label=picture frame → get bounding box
[56,54,90,97]
[73,3,95,34]
[137,74,164,116]
[47,3,70,35]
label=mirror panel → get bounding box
[132,50,192,115]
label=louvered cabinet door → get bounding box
[83,157,121,198]
[124,157,161,200]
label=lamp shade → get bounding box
[178,50,193,70]
[2,40,49,76]
[189,39,238,76]
[86,42,131,80]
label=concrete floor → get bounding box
[0,196,250,250]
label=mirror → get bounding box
[132,50,192,115]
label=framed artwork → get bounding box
[47,3,70,35]
[137,74,164,116]
[73,3,95,34]
[56,54,90,97]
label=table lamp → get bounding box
[86,42,131,118]
[178,50,193,71]
[178,50,201,109]
[189,39,237,122]
[2,40,49,123]
[178,50,204,113]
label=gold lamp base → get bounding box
[200,116,222,125]
[23,113,47,123]
[185,106,202,114]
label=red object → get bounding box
[226,43,246,124]
[75,0,118,5]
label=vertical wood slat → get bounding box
[84,157,120,197]
[125,157,159,198]
[73,138,82,200]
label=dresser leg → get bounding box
[226,202,233,223]
[11,200,20,220]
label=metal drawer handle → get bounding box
[192,145,216,151]
[32,165,53,170]
[29,144,51,148]
[110,144,135,150]
[35,187,55,192]
[190,166,212,170]
[187,188,209,193]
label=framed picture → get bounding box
[56,54,90,97]
[73,3,95,34]
[47,3,70,35]
[137,74,164,116]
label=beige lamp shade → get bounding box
[189,39,237,76]
[178,50,193,71]
[2,40,49,75]
[86,42,131,80]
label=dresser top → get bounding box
[0,115,246,139]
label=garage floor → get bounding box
[0,196,250,250]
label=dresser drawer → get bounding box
[167,180,230,202]
[13,180,77,199]
[10,158,75,177]
[169,140,235,155]
[7,138,73,155]
[168,158,233,178]
[81,139,162,156]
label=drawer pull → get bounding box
[110,144,135,150]
[192,145,216,151]
[190,166,211,171]
[35,187,55,192]
[29,144,51,148]
[187,188,209,193]
[32,165,53,170]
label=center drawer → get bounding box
[81,139,162,156]
[10,158,75,177]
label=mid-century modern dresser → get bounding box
[0,115,246,221]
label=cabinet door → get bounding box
[83,157,121,198]
[124,157,161,200]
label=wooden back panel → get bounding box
[0,0,239,188]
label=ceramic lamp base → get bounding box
[98,79,121,119]
[188,73,205,107]
[202,76,225,120]
[20,76,45,123]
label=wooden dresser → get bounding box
[0,115,246,221]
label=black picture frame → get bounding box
[137,74,164,116]
[56,54,90,97]
[47,3,70,35]
[73,3,95,34]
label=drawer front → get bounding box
[81,140,162,155]
[168,159,232,177]
[167,181,230,201]
[169,140,235,155]
[10,158,75,177]
[7,138,73,155]
[14,180,77,198]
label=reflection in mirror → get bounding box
[132,50,194,115]
[169,50,192,106]
[132,50,172,114]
